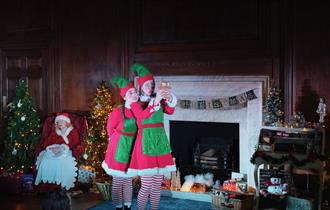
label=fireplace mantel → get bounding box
[153,75,269,187]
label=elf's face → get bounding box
[125,88,139,102]
[141,80,155,96]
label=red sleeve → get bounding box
[42,133,58,148]
[161,100,175,115]
[106,108,121,137]
[131,102,154,120]
[68,129,80,149]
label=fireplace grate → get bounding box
[193,143,232,170]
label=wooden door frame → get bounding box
[0,44,59,119]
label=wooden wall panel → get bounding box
[138,0,258,45]
[290,1,330,150]
[0,0,329,145]
[0,0,51,33]
[129,0,278,79]
[59,1,124,111]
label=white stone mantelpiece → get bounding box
[154,76,269,187]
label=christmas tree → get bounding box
[84,81,113,178]
[263,86,284,126]
[1,80,40,173]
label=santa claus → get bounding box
[35,113,79,190]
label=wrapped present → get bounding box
[78,166,96,184]
[21,173,34,193]
[161,178,171,190]
[223,180,237,192]
[236,182,247,193]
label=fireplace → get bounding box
[152,75,269,187]
[170,120,239,182]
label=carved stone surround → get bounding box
[154,75,269,187]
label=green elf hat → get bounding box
[130,63,154,86]
[111,76,134,99]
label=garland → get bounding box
[178,89,257,110]
[250,151,326,167]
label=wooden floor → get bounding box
[0,191,103,210]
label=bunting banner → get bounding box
[178,89,257,110]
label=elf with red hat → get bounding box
[102,76,139,210]
[35,113,80,190]
[128,63,177,210]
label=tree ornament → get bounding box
[1,79,41,173]
[95,103,101,110]
[12,147,17,156]
[83,81,113,178]
[17,100,23,108]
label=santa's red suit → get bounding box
[35,126,79,190]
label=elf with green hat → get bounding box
[102,76,138,210]
[128,63,177,210]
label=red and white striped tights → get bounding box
[112,176,133,208]
[137,175,163,210]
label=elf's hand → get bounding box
[155,90,165,104]
[163,91,173,102]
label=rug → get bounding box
[88,196,214,210]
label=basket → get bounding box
[95,182,111,200]
[212,191,254,210]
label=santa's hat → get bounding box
[55,113,71,124]
[130,63,154,86]
[111,76,134,99]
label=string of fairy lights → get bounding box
[1,80,113,177]
[1,80,40,174]
[84,81,113,178]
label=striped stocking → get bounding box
[112,176,133,208]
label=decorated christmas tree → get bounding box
[1,80,40,173]
[84,81,113,178]
[263,86,284,126]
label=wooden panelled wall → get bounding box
[0,0,329,146]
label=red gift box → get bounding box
[222,181,237,192]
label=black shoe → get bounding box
[124,205,131,210]
[116,208,122,210]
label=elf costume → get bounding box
[35,113,79,190]
[128,64,177,210]
[102,76,137,210]
[127,63,177,176]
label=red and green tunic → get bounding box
[127,98,177,176]
[102,106,137,177]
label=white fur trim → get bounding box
[166,93,177,107]
[127,164,177,176]
[140,95,151,102]
[101,161,135,177]
[56,126,73,144]
[124,101,131,109]
[55,115,71,124]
